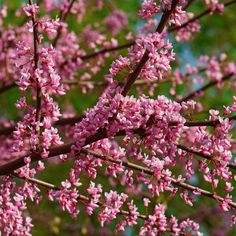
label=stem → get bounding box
[1,112,235,136]
[176,144,236,170]
[81,149,236,208]
[13,174,148,220]
[0,83,17,94]
[28,0,41,123]
[169,0,236,32]
[183,0,196,10]
[1,114,236,175]
[80,42,135,60]
[178,73,234,102]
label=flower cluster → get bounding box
[175,12,200,42]
[10,4,64,159]
[129,32,175,81]
[139,0,161,19]
[0,177,33,235]
[104,10,128,35]
[205,0,224,13]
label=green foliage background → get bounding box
[1,0,236,235]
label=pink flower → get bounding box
[104,10,127,35]
[23,4,39,17]
[139,0,160,20]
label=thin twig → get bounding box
[81,149,236,209]
[183,0,196,10]
[169,0,236,32]
[176,143,236,170]
[0,83,17,94]
[13,174,148,220]
[178,73,234,102]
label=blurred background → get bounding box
[1,0,236,235]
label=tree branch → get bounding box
[121,0,179,96]
[178,73,234,102]
[1,112,235,136]
[169,0,236,32]
[176,143,236,170]
[13,174,148,220]
[29,0,41,123]
[81,149,236,209]
[1,113,236,176]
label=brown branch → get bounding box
[11,175,193,234]
[28,0,41,123]
[80,42,135,60]
[12,152,236,223]
[183,0,196,10]
[176,143,236,170]
[0,112,235,138]
[0,115,84,136]
[81,149,236,209]
[121,0,179,96]
[13,174,148,220]
[0,83,17,94]
[169,114,236,127]
[1,112,236,176]
[169,0,236,32]
[178,73,234,102]
[63,78,171,86]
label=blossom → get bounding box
[98,191,128,226]
[139,0,160,19]
[130,32,175,81]
[23,4,39,16]
[104,10,127,35]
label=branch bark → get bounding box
[12,148,236,211]
[28,0,41,123]
[1,114,236,176]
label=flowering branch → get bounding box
[12,147,236,210]
[1,108,236,174]
[2,140,236,210]
[1,0,236,234]
[169,0,236,32]
[0,112,235,136]
[28,0,41,123]
[121,0,179,96]
[81,149,236,208]
[176,144,236,170]
[12,174,148,220]
[62,0,236,65]
[179,73,234,102]
[12,158,236,226]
